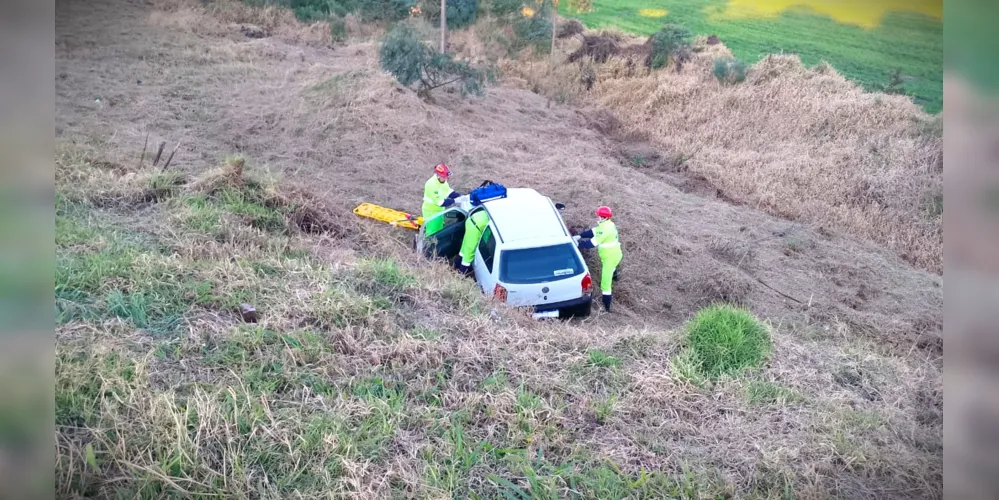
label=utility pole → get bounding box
[546,0,559,109]
[440,0,447,53]
[550,0,559,62]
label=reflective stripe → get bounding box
[423,197,435,204]
[598,241,621,248]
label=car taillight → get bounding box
[494,283,508,302]
[581,274,593,294]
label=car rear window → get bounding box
[499,243,584,284]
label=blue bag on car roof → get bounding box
[469,182,507,206]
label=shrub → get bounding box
[421,0,480,30]
[713,56,747,85]
[486,0,523,17]
[557,18,585,39]
[356,0,415,22]
[646,23,692,70]
[248,0,412,23]
[683,304,770,379]
[379,22,486,96]
[330,16,348,43]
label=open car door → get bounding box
[418,207,467,264]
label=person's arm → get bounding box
[579,229,594,239]
[577,239,595,250]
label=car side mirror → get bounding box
[555,203,566,210]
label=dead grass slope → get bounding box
[55,1,942,498]
[504,35,943,275]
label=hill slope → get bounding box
[55,0,942,498]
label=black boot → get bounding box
[602,294,612,312]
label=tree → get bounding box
[379,23,486,97]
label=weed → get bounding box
[590,394,616,423]
[746,380,805,406]
[683,304,771,379]
[586,349,621,368]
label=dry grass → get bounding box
[55,1,942,498]
[518,33,943,273]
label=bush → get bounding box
[356,0,415,22]
[248,0,412,23]
[486,0,523,17]
[712,56,747,85]
[330,16,348,43]
[421,0,480,30]
[379,23,486,96]
[646,23,692,70]
[683,304,770,379]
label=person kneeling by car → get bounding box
[574,206,622,312]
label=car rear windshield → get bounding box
[499,243,584,284]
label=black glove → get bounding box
[447,191,462,199]
[442,197,455,208]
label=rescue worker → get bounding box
[422,163,462,235]
[574,206,622,312]
[457,209,490,275]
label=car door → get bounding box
[473,223,499,295]
[420,207,467,261]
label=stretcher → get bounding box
[353,203,423,230]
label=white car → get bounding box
[416,184,593,319]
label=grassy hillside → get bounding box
[55,0,942,497]
[559,0,943,113]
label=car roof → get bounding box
[481,188,569,244]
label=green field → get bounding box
[559,0,943,113]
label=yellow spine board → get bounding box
[353,203,423,230]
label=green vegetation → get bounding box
[420,0,481,29]
[746,380,805,406]
[648,23,692,69]
[379,22,487,96]
[244,0,415,23]
[559,0,943,113]
[713,55,747,84]
[682,303,771,379]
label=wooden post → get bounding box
[440,0,447,53]
[550,0,559,62]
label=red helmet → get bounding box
[596,206,613,219]
[434,163,451,178]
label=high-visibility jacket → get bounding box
[422,176,454,233]
[460,210,491,266]
[586,219,622,294]
[590,219,621,260]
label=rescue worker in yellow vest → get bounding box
[574,206,622,312]
[457,209,490,275]
[422,163,463,235]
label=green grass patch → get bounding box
[586,349,621,368]
[560,0,943,113]
[682,303,771,380]
[746,380,805,406]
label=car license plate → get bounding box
[533,310,559,320]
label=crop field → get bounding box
[559,0,943,113]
